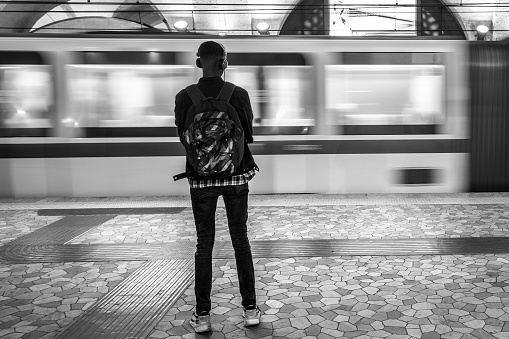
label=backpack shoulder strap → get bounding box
[185,84,206,105]
[217,82,236,102]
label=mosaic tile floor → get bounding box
[66,204,509,245]
[0,261,143,339]
[154,255,509,339]
[1,193,509,339]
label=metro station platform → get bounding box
[2,193,509,339]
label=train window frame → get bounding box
[65,52,193,138]
[227,52,316,135]
[0,58,54,137]
[325,52,446,135]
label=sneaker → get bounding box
[243,305,261,327]
[190,312,212,333]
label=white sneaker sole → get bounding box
[195,326,211,333]
[244,318,260,327]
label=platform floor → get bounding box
[1,193,509,339]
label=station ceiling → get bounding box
[0,0,507,40]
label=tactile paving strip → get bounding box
[0,242,198,264]
[53,259,194,339]
[4,238,509,264]
[216,237,509,258]
[6,215,115,245]
[37,207,187,216]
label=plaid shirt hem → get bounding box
[189,168,257,189]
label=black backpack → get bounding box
[174,82,244,181]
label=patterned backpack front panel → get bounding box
[181,83,244,179]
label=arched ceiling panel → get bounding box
[67,1,119,18]
[191,0,251,35]
[418,0,465,38]
[280,0,327,35]
[113,0,168,29]
[0,2,63,33]
[34,16,149,33]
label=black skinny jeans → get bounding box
[190,183,256,314]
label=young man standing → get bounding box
[174,41,260,333]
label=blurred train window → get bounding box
[228,66,314,134]
[226,53,314,135]
[342,52,443,65]
[326,55,445,135]
[66,64,193,135]
[81,51,177,65]
[0,65,53,136]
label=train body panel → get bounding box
[0,34,495,197]
[1,152,468,197]
[252,152,467,194]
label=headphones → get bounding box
[196,42,228,70]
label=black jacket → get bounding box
[174,76,257,179]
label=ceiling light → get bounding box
[173,21,188,32]
[476,25,489,40]
[476,25,489,34]
[256,22,270,35]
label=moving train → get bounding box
[0,34,507,197]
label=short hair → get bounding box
[197,41,226,61]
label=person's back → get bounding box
[179,80,245,179]
[174,41,260,333]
